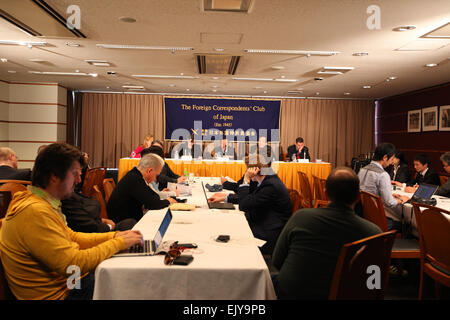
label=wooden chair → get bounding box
[312,175,327,201]
[0,220,15,300]
[412,203,450,299]
[313,200,330,208]
[329,230,396,300]
[297,171,314,208]
[0,180,31,185]
[0,183,27,198]
[359,190,420,259]
[288,189,303,214]
[82,167,107,197]
[92,185,108,219]
[0,191,12,219]
[102,178,116,202]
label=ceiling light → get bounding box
[169,84,176,87]
[233,77,297,82]
[271,66,285,70]
[1,58,7,63]
[316,92,320,95]
[363,85,371,89]
[317,71,343,75]
[388,76,397,80]
[122,85,144,89]
[425,63,437,67]
[7,70,16,73]
[263,90,268,94]
[186,89,190,92]
[66,42,81,47]
[85,60,111,67]
[353,52,369,56]
[96,44,194,51]
[344,92,351,95]
[29,71,98,77]
[212,89,217,92]
[212,77,219,80]
[393,25,416,32]
[0,40,47,47]
[244,49,339,56]
[29,59,46,62]
[119,16,137,23]
[132,74,199,79]
[214,48,225,52]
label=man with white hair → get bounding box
[107,153,177,224]
[0,147,31,180]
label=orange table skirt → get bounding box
[118,158,332,192]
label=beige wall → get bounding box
[0,81,67,169]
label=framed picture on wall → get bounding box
[407,109,421,132]
[422,106,438,131]
[439,105,450,131]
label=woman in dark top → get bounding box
[388,151,411,184]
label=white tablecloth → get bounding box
[93,178,276,300]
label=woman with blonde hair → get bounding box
[130,134,154,158]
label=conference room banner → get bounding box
[164,97,281,141]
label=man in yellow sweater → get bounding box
[0,143,143,300]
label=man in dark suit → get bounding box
[176,135,203,159]
[249,136,276,163]
[286,137,310,161]
[213,136,236,160]
[0,147,31,181]
[405,153,441,192]
[107,153,177,223]
[272,167,381,299]
[236,155,292,255]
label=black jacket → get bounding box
[409,168,441,186]
[387,163,411,183]
[222,175,258,204]
[107,167,170,222]
[237,174,292,254]
[287,145,310,161]
[0,165,32,181]
[157,162,180,190]
[177,142,203,159]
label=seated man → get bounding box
[236,155,292,255]
[0,147,31,181]
[142,145,186,189]
[435,152,450,198]
[62,191,136,232]
[404,153,441,193]
[249,136,276,163]
[213,136,236,160]
[208,173,258,205]
[107,153,177,223]
[286,137,310,161]
[358,143,409,231]
[272,167,381,300]
[0,143,143,300]
[176,134,203,159]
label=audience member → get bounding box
[0,147,31,181]
[388,151,411,184]
[106,153,177,223]
[142,145,186,189]
[130,134,154,158]
[287,137,310,161]
[358,143,409,231]
[0,143,143,300]
[435,152,450,197]
[272,167,381,299]
[236,155,291,255]
[404,153,441,192]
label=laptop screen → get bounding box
[413,184,438,199]
[153,209,173,249]
[201,182,211,209]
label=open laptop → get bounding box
[409,183,439,202]
[113,209,173,257]
[202,181,235,210]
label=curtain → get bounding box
[80,93,374,168]
[66,91,83,148]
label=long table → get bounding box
[118,158,332,192]
[93,177,276,300]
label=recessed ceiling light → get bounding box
[106,86,110,89]
[212,77,219,80]
[212,89,217,92]
[122,85,144,89]
[186,88,190,92]
[119,16,137,23]
[425,63,437,67]
[132,74,199,79]
[66,42,80,47]
[245,49,339,56]
[29,58,46,62]
[271,66,285,70]
[233,77,297,82]
[28,71,98,77]
[214,48,225,52]
[7,70,16,73]
[96,44,194,51]
[316,92,320,95]
[1,58,7,63]
[169,84,176,87]
[388,76,397,80]
[393,25,416,32]
[344,92,351,95]
[0,40,47,47]
[263,90,268,94]
[353,52,369,56]
[363,85,371,89]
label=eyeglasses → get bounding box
[164,241,184,265]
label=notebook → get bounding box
[410,183,438,201]
[113,209,173,257]
[202,181,235,210]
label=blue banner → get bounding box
[164,97,281,141]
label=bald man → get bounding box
[272,167,381,299]
[0,147,31,181]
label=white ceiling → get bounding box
[0,0,449,99]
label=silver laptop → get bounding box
[113,209,173,257]
[202,181,235,210]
